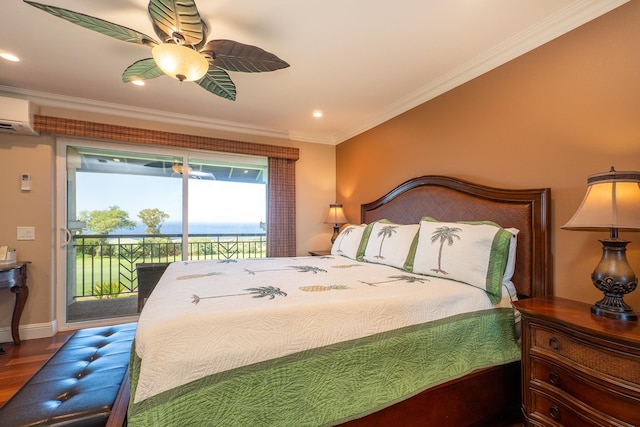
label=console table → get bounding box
[0,261,30,349]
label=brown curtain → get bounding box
[267,157,296,257]
[34,115,299,255]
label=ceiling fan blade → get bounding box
[148,0,208,46]
[144,161,170,168]
[195,67,237,101]
[189,171,216,180]
[24,1,158,47]
[122,59,165,83]
[201,40,290,73]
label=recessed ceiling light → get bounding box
[131,79,145,86]
[0,52,20,62]
[313,111,323,118]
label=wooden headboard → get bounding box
[361,176,551,298]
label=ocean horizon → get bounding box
[113,221,266,235]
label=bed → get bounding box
[127,175,551,426]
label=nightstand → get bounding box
[308,250,331,256]
[513,296,640,426]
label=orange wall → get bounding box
[336,2,640,309]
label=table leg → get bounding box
[10,284,28,345]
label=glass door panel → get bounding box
[65,145,182,323]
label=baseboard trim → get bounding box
[0,320,58,343]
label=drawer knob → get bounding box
[549,371,560,386]
[550,405,561,421]
[548,336,560,350]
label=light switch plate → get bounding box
[17,226,35,240]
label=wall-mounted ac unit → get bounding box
[0,96,39,135]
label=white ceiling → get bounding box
[0,0,628,145]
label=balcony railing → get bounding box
[71,233,266,299]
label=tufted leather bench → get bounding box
[0,322,136,427]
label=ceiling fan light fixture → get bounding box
[152,43,208,82]
[172,163,193,175]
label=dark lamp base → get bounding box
[591,303,638,321]
[590,238,638,322]
[330,226,340,244]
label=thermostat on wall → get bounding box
[21,173,31,191]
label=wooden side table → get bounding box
[514,296,640,426]
[0,261,30,348]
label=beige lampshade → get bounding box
[325,203,348,225]
[562,168,640,231]
[151,44,209,82]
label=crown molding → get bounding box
[0,85,299,141]
[0,84,340,144]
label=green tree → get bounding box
[79,206,136,235]
[77,206,135,256]
[138,208,170,234]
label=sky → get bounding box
[76,172,266,224]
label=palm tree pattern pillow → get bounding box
[410,219,514,303]
[331,224,367,259]
[363,221,419,269]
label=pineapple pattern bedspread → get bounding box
[129,256,520,426]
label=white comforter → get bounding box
[134,256,515,403]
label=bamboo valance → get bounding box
[34,115,299,161]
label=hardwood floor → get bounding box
[0,332,73,407]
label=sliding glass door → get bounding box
[56,139,267,326]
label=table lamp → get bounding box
[562,167,640,321]
[325,203,348,244]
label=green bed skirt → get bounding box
[128,308,520,427]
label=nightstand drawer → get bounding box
[530,389,630,427]
[531,324,640,386]
[530,357,640,425]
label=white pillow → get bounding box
[331,224,367,259]
[411,219,514,302]
[363,221,419,269]
[502,228,519,297]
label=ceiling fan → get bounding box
[24,0,290,101]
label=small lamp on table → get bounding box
[325,203,348,244]
[562,167,640,321]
